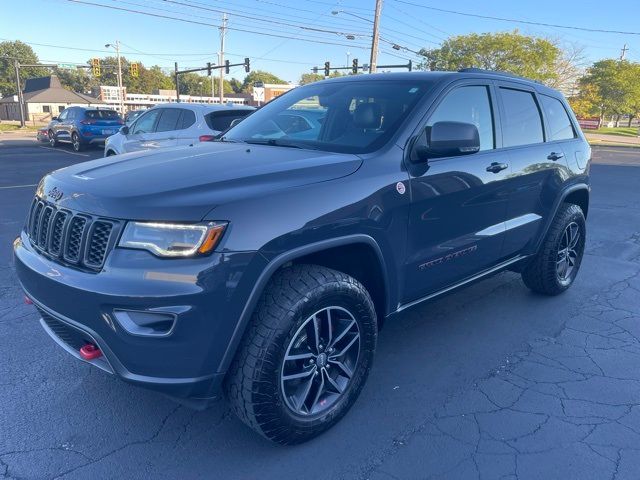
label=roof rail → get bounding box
[458,68,541,83]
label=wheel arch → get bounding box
[217,234,392,374]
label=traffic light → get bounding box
[352,58,358,74]
[225,60,230,74]
[324,61,330,77]
[244,57,250,73]
[91,58,101,77]
[207,62,212,76]
[130,62,139,78]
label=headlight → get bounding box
[118,221,227,257]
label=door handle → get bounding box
[486,162,508,173]
[547,152,564,161]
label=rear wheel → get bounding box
[71,132,83,152]
[522,203,586,295]
[225,264,377,444]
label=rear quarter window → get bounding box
[180,110,196,129]
[540,95,576,141]
[205,110,252,131]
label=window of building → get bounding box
[541,95,576,141]
[43,106,51,113]
[500,88,544,147]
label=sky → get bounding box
[1,0,640,85]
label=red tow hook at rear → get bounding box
[79,344,102,361]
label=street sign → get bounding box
[57,63,77,70]
[253,87,265,103]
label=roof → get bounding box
[150,103,255,111]
[0,75,103,105]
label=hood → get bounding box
[38,143,362,221]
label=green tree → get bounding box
[299,72,324,85]
[568,83,601,119]
[417,31,572,88]
[229,78,243,93]
[241,70,287,91]
[54,67,97,94]
[0,40,48,96]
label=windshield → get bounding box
[223,80,431,154]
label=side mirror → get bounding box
[414,121,480,162]
[120,125,130,135]
[52,116,59,121]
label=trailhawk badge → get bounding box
[396,182,406,195]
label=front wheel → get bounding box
[522,203,586,295]
[225,264,377,444]
[48,130,57,147]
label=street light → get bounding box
[105,41,125,114]
[333,4,382,73]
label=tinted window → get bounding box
[427,86,494,151]
[85,110,120,120]
[541,95,575,141]
[500,88,544,147]
[132,109,161,134]
[66,109,76,120]
[224,81,432,154]
[205,110,252,132]
[58,109,68,120]
[180,110,196,129]
[155,108,182,132]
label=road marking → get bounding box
[0,184,37,190]
[39,146,90,157]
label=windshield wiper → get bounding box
[244,139,317,150]
[215,136,242,143]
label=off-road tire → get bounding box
[522,203,586,295]
[224,264,377,445]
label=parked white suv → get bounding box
[104,103,254,156]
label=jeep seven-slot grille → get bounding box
[26,198,118,271]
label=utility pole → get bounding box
[105,41,125,114]
[219,12,227,104]
[13,59,25,127]
[620,44,629,61]
[174,62,180,102]
[369,0,383,73]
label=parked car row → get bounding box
[44,103,255,155]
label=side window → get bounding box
[58,109,67,120]
[155,108,182,132]
[500,88,544,147]
[132,109,161,134]
[427,86,495,151]
[180,109,196,129]
[541,95,576,141]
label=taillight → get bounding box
[199,135,215,142]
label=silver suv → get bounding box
[104,103,254,156]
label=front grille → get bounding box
[26,198,119,271]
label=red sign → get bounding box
[577,117,601,130]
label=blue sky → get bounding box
[2,0,639,84]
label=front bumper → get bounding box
[14,231,266,400]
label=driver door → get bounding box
[402,82,512,304]
[122,108,161,153]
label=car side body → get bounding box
[104,103,255,156]
[15,71,590,442]
[48,107,123,151]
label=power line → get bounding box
[391,0,640,36]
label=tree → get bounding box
[417,31,571,87]
[54,67,96,94]
[229,78,243,93]
[299,72,324,85]
[578,60,640,124]
[568,83,601,119]
[241,70,287,92]
[0,40,48,96]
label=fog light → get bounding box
[113,309,177,337]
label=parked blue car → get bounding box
[48,107,123,152]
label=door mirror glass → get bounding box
[414,121,480,162]
[120,125,130,135]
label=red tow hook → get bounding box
[79,344,102,360]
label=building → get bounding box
[251,83,298,105]
[96,86,252,113]
[0,75,103,122]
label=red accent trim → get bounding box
[199,135,215,142]
[79,344,102,360]
[24,296,33,305]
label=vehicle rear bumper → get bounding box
[13,232,266,401]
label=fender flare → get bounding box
[217,234,391,374]
[532,182,590,254]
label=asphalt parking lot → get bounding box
[1,135,640,480]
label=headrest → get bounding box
[353,103,382,129]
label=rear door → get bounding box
[122,108,162,153]
[175,109,198,145]
[402,81,512,303]
[496,83,569,257]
